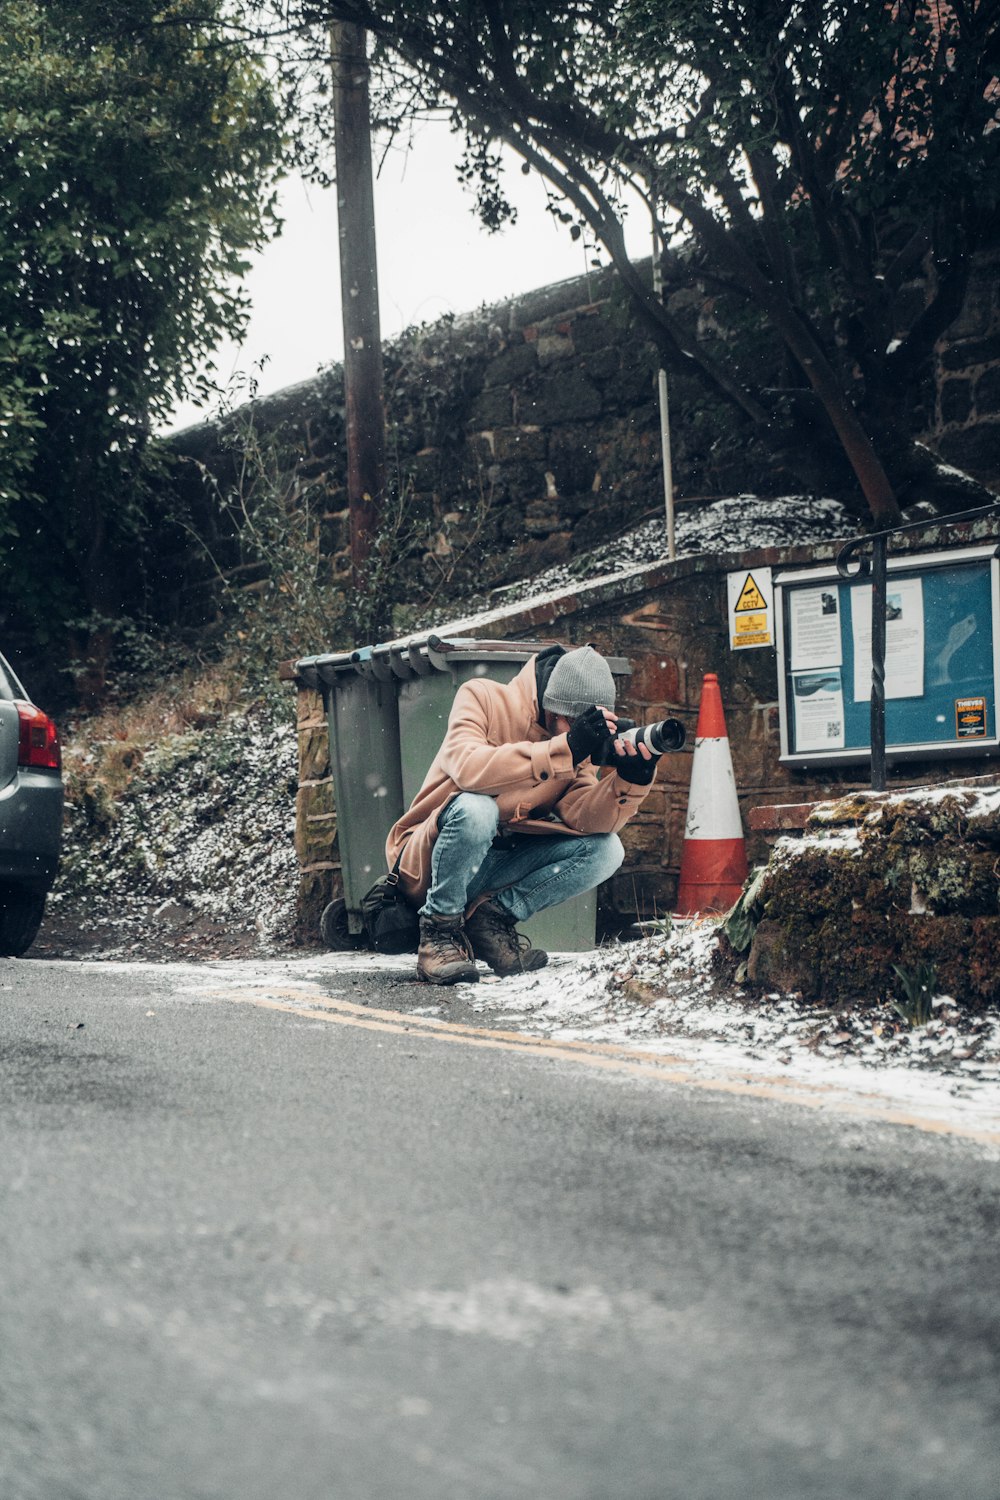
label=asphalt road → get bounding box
[1,957,999,1500]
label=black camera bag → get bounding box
[360,857,420,954]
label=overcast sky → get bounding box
[163,121,651,434]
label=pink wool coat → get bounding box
[385,655,656,906]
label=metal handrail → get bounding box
[836,501,1000,791]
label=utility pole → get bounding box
[652,225,676,561]
[331,22,386,613]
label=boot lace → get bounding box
[424,916,474,961]
[472,902,529,963]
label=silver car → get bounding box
[0,652,63,955]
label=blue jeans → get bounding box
[423,792,624,921]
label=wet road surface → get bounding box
[2,956,999,1499]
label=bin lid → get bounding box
[295,634,631,687]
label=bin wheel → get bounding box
[320,899,366,951]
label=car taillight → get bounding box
[15,701,61,772]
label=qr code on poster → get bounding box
[827,721,841,738]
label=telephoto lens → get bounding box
[597,716,686,763]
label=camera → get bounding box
[593,715,686,765]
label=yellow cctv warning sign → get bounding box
[727,566,773,651]
[734,573,768,612]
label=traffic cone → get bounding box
[675,673,748,916]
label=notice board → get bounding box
[774,545,1000,765]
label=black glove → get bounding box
[566,705,614,765]
[611,746,658,786]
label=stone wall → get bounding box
[293,521,1000,937]
[168,244,1000,635]
[164,263,774,628]
[294,683,339,932]
[934,244,1000,483]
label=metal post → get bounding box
[331,23,386,597]
[869,532,887,792]
[652,229,676,561]
[657,368,676,562]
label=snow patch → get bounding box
[434,494,852,631]
[52,705,300,955]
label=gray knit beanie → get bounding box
[542,645,616,720]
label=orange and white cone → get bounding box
[675,673,748,916]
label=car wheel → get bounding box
[319,898,365,951]
[0,885,47,957]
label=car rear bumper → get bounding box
[0,769,63,891]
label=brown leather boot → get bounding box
[465,899,549,977]
[416,911,479,985]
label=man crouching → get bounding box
[385,644,659,985]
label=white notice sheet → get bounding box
[789,587,843,671]
[851,578,925,702]
[792,671,846,752]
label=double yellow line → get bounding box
[195,983,1000,1147]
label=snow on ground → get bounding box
[459,920,1000,1090]
[49,705,301,957]
[894,783,1000,815]
[52,918,1000,1143]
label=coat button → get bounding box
[540,771,549,780]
